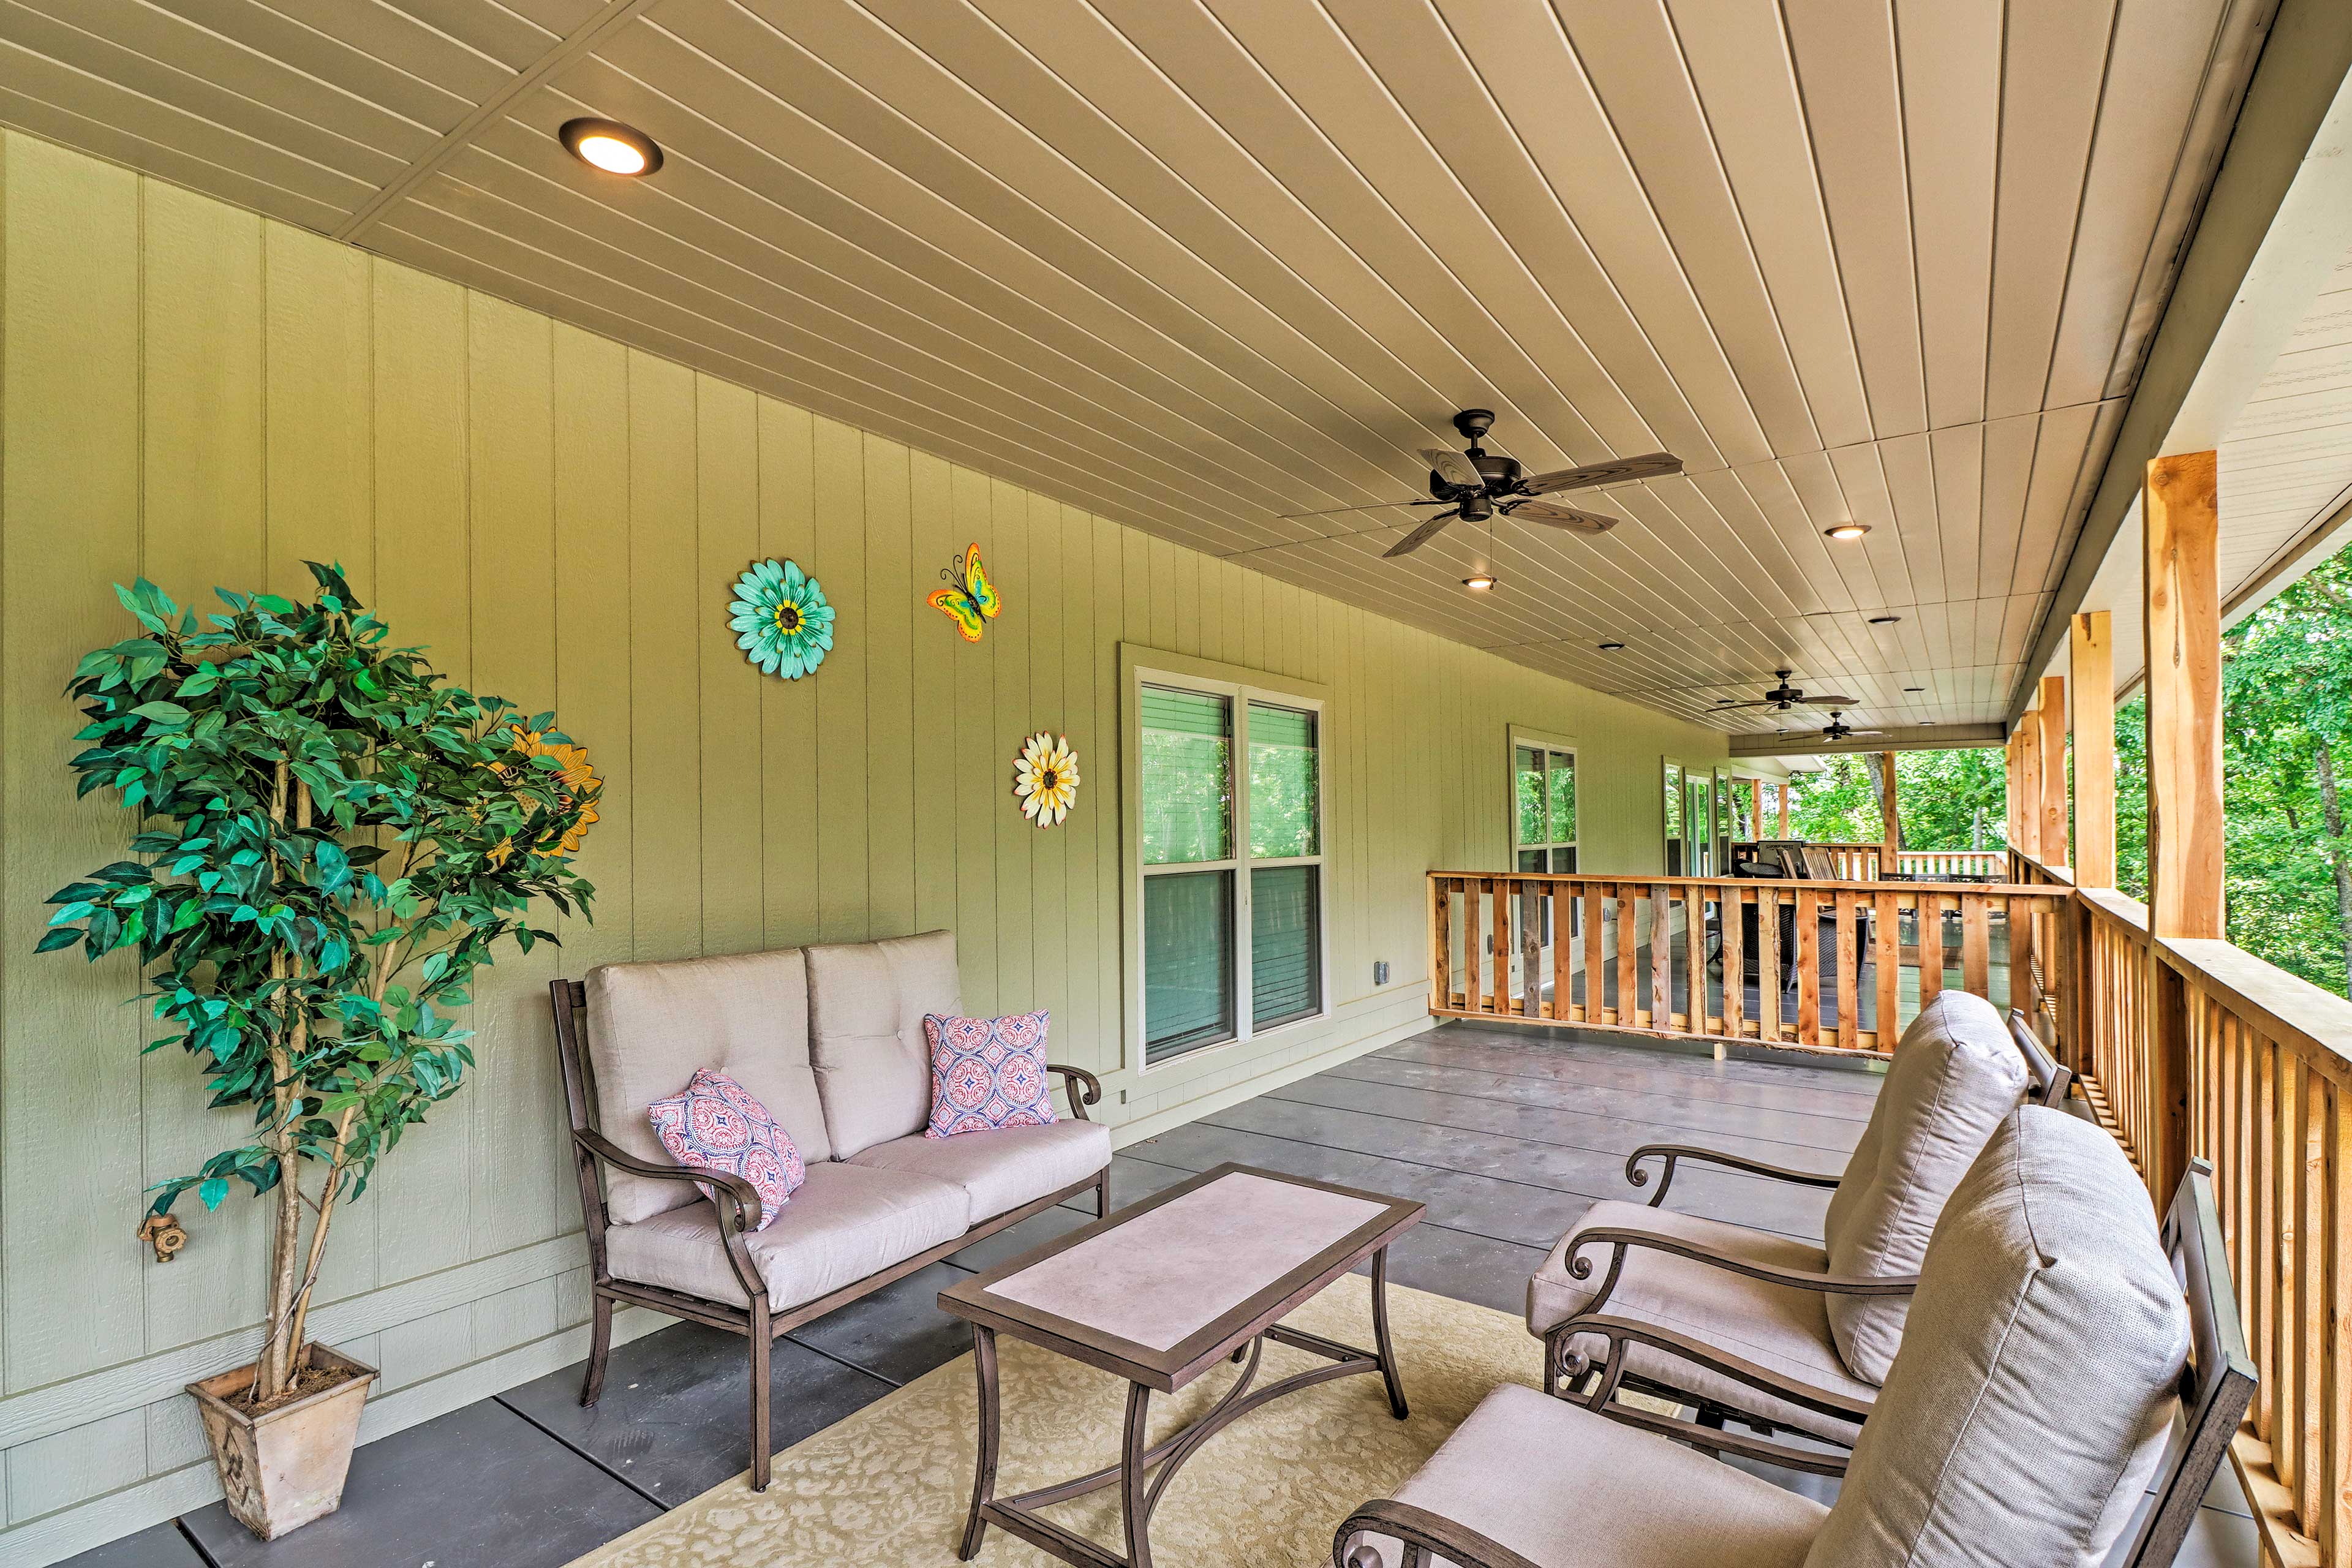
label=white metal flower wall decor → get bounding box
[1013,733,1080,827]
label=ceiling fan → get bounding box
[1801,712,1887,744]
[1279,409,1683,559]
[1709,669,1861,714]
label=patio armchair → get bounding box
[1524,990,2056,1443]
[1336,1109,2252,1568]
[548,932,1112,1492]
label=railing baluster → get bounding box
[1461,878,1481,1017]
[1616,884,1636,1028]
[1834,890,1860,1050]
[1649,883,1672,1032]
[1795,886,1820,1048]
[1722,886,1745,1039]
[1756,885,1781,1041]
[1684,883,1708,1035]
[1874,889,1900,1049]
[1583,882,1604,1025]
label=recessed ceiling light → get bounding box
[1597,640,1625,651]
[560,118,663,176]
[1921,719,1937,726]
[1461,573,1497,592]
[1868,614,1902,625]
[1824,523,1870,541]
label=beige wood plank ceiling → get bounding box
[0,0,2275,736]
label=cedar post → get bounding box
[2037,676,2068,869]
[1777,778,1790,836]
[2070,612,2116,887]
[2016,698,2044,863]
[2143,451,2223,1202]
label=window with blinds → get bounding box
[1137,674,1325,1065]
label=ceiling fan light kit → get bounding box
[1461,573,1497,592]
[1824,522,1869,541]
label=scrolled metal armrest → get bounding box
[1624,1142,1841,1207]
[1563,1226,1917,1297]
[1047,1062,1102,1121]
[574,1127,766,1234]
[1332,1499,1544,1568]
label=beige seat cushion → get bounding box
[1526,1200,1869,1441]
[850,1120,1110,1220]
[805,931,962,1158]
[1821,989,2029,1382]
[584,948,826,1224]
[1804,1107,2187,1568]
[603,1162,970,1312]
[1347,1382,1827,1568]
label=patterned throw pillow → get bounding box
[924,1011,1058,1138]
[646,1068,804,1233]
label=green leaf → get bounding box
[34,928,82,954]
[130,701,190,727]
[198,1178,228,1210]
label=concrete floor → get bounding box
[70,1022,2256,1568]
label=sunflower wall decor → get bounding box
[1013,732,1080,827]
[730,557,835,678]
[491,726,602,863]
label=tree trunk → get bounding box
[2313,743,2352,995]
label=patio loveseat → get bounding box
[549,930,1112,1490]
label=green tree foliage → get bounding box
[1783,747,2008,850]
[37,566,598,1401]
[2111,551,2352,995]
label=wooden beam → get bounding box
[2071,611,2116,887]
[2005,731,2021,848]
[2016,699,2045,862]
[2037,674,2069,868]
[2144,451,2226,939]
[1777,780,1790,837]
[1751,778,1763,841]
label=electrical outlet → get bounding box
[1374,960,1391,986]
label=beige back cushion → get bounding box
[582,948,828,1225]
[805,930,961,1158]
[1822,989,2028,1383]
[1806,1108,2187,1568]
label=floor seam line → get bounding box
[494,1392,674,1513]
[1304,1071,1861,1156]
[1375,1050,1881,1117]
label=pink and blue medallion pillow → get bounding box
[924,1011,1057,1138]
[646,1068,804,1232]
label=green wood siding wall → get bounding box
[0,131,1724,1563]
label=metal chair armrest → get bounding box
[573,1127,766,1234]
[1624,1142,1841,1206]
[1564,1226,1918,1299]
[1047,1062,1103,1121]
[1332,1499,1544,1568]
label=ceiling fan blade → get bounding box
[1507,499,1616,533]
[1710,698,1772,709]
[1419,446,1483,491]
[1802,693,1861,707]
[1275,498,1448,519]
[1519,451,1683,495]
[1382,510,1460,558]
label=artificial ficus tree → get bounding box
[38,565,598,1405]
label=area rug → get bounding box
[564,1273,1545,1568]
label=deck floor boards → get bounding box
[67,1022,2252,1568]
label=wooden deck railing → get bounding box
[1896,848,2007,878]
[2047,862,2352,1568]
[1427,870,2070,1055]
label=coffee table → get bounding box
[938,1162,1424,1568]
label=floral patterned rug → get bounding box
[563,1273,1544,1568]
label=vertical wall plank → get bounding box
[811,416,867,943]
[951,465,1000,1016]
[136,176,270,1349]
[2,136,146,1390]
[756,399,816,949]
[626,350,701,962]
[1091,513,1125,1074]
[263,226,371,600]
[991,478,1035,1010]
[909,452,960,938]
[1025,492,1069,1041]
[695,374,762,957]
[368,263,473,1285]
[862,434,915,941]
[1058,503,1101,1066]
[464,296,560,1261]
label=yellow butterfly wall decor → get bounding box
[929,542,1002,642]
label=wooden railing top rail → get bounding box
[1427,869,2072,900]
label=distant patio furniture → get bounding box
[1523,992,2058,1444]
[941,1163,1422,1568]
[549,930,1113,1493]
[1335,1110,2252,1568]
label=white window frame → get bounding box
[1120,644,1332,1074]
[1507,725,1579,874]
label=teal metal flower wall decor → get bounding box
[730,558,835,679]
